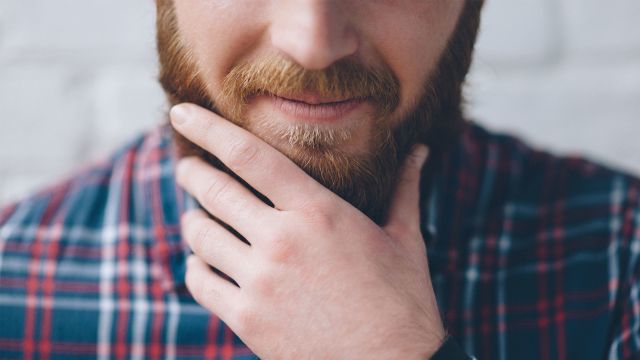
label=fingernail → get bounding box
[170,104,190,125]
[414,144,430,165]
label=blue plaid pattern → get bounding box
[0,123,639,359]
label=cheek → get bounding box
[173,0,268,96]
[360,1,464,123]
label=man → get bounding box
[0,0,638,359]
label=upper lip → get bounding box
[271,92,359,105]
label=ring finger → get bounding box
[182,209,253,286]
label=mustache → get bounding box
[220,55,401,119]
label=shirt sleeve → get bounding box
[606,198,640,359]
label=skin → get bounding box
[172,0,464,156]
[173,104,441,359]
[170,0,465,358]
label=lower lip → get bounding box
[267,95,365,123]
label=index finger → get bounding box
[170,103,330,211]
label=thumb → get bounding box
[384,144,430,238]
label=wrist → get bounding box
[386,328,446,360]
[419,331,447,359]
[429,336,470,360]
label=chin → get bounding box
[243,111,376,158]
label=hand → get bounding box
[171,103,445,360]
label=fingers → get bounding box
[383,144,430,239]
[185,255,242,323]
[176,156,275,241]
[182,209,252,285]
[171,103,329,211]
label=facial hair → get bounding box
[155,0,483,224]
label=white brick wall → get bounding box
[1,0,639,205]
[467,0,640,174]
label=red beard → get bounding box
[155,0,483,224]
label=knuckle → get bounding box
[202,176,232,207]
[201,281,222,304]
[226,137,259,169]
[191,220,213,253]
[298,202,336,230]
[249,272,276,298]
[265,232,297,263]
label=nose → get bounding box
[270,0,359,70]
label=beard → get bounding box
[156,0,483,224]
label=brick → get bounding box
[0,0,156,63]
[466,62,640,175]
[0,173,61,206]
[0,3,7,49]
[2,0,640,204]
[87,65,167,159]
[561,0,640,61]
[0,65,93,174]
[474,0,561,67]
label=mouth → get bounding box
[275,91,361,105]
[263,92,368,124]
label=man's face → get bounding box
[157,0,482,223]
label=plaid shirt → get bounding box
[1,122,639,360]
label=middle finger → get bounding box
[176,156,276,242]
